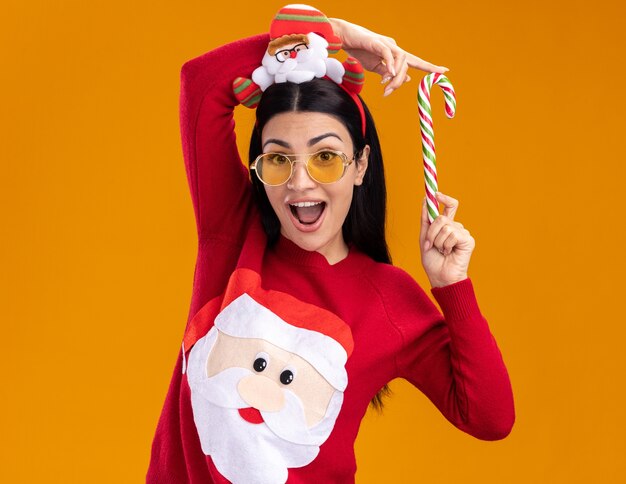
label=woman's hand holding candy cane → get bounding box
[420,192,475,288]
[328,18,449,96]
[326,17,469,287]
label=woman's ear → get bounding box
[354,145,370,186]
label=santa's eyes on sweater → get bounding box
[252,355,296,385]
[253,352,269,372]
[253,358,267,372]
[280,366,296,385]
[280,370,293,385]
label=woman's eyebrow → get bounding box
[308,133,342,146]
[262,138,291,150]
[262,133,343,150]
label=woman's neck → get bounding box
[279,228,349,266]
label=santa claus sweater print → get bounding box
[147,33,515,484]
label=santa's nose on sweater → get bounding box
[290,51,297,59]
[237,374,285,412]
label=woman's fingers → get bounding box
[406,52,449,73]
[331,18,449,86]
[381,64,411,85]
[424,215,446,250]
[375,61,394,82]
[441,231,459,256]
[379,48,447,96]
[423,206,466,246]
[372,40,396,77]
[425,217,464,253]
[391,51,407,85]
[384,52,409,96]
[433,224,457,255]
[436,192,459,220]
[422,193,464,252]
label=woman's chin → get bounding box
[282,228,324,252]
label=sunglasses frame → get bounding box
[250,149,358,186]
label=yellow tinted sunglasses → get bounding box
[251,150,356,186]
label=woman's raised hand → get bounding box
[419,192,475,288]
[329,18,449,96]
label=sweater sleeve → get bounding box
[147,38,272,482]
[179,33,269,242]
[389,273,515,441]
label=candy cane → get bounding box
[418,73,456,223]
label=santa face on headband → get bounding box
[186,292,351,484]
[252,32,345,90]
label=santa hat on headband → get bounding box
[232,4,365,110]
[270,4,342,54]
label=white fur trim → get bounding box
[285,4,317,11]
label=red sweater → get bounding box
[147,33,515,484]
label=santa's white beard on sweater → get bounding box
[188,365,334,484]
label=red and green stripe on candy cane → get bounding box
[418,73,456,223]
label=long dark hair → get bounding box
[248,78,392,411]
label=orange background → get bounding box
[1,0,625,482]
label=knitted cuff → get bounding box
[430,277,482,322]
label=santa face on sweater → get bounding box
[186,292,351,484]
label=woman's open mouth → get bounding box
[288,201,326,232]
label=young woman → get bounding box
[148,7,515,483]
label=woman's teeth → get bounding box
[289,201,326,225]
[290,201,323,208]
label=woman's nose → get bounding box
[287,161,317,191]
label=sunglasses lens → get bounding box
[308,151,345,183]
[256,154,292,185]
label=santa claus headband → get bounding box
[232,4,367,136]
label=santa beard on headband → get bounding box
[186,323,345,484]
[252,32,345,90]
